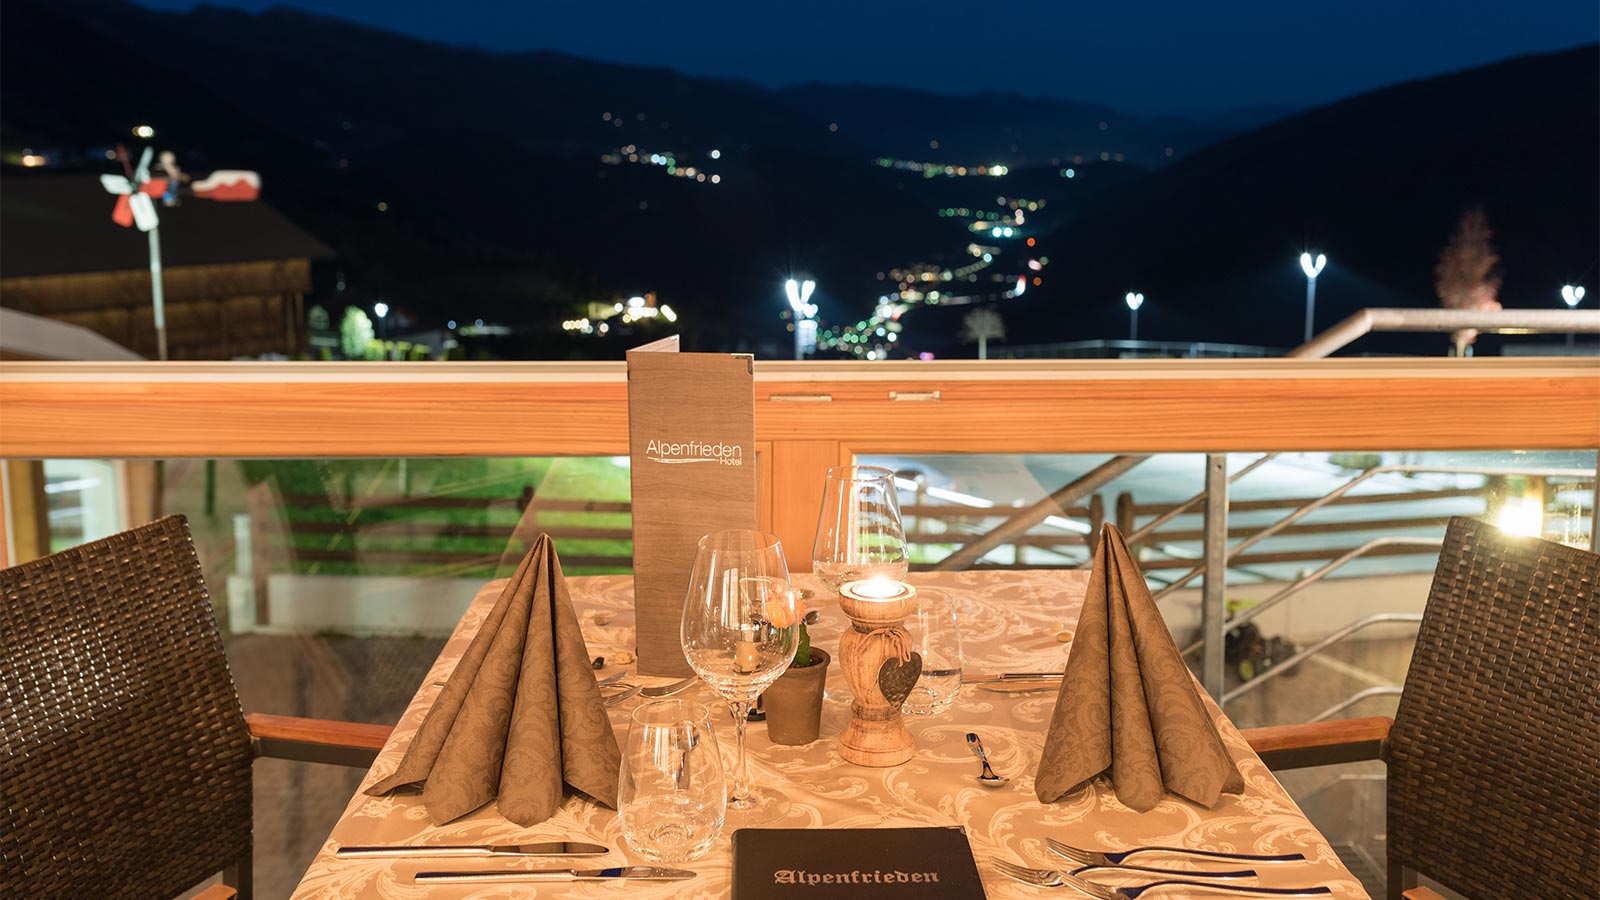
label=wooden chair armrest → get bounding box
[1402,889,1449,900]
[1241,716,1392,770]
[192,885,238,900]
[246,713,393,768]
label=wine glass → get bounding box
[680,530,798,811]
[900,589,963,716]
[811,465,910,592]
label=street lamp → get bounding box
[1125,292,1144,342]
[373,301,389,341]
[1561,284,1586,350]
[1299,252,1326,343]
[784,277,818,360]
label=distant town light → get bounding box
[132,124,155,139]
[447,320,457,330]
[709,149,721,159]
[628,295,646,308]
[373,302,389,319]
[1125,292,1144,311]
[1561,284,1586,308]
[20,154,45,168]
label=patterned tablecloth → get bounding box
[290,571,1369,899]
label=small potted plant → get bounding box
[762,612,830,745]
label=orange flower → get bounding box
[763,587,803,628]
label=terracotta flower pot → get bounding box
[763,648,830,745]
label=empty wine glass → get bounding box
[812,465,909,592]
[680,530,798,811]
[618,699,725,862]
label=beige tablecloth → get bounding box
[290,571,1369,899]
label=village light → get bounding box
[1125,292,1144,342]
[1300,252,1327,343]
[785,278,818,360]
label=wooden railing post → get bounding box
[768,439,847,570]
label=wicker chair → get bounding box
[0,515,393,900]
[1242,516,1599,900]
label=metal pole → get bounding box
[794,324,803,361]
[149,226,168,361]
[1303,276,1316,344]
[1130,308,1138,342]
[1201,453,1227,701]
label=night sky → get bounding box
[136,0,1598,116]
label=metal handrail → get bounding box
[1287,307,1600,359]
[1311,686,1403,723]
[1178,536,1444,657]
[1223,612,1423,703]
[1153,464,1596,601]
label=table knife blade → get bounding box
[336,841,609,859]
[415,866,697,882]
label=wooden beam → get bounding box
[3,460,50,563]
[0,359,1595,459]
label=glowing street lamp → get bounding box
[373,301,389,341]
[1299,252,1327,343]
[785,277,818,360]
[1125,292,1144,342]
[1561,284,1586,349]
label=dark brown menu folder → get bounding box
[627,336,758,676]
[732,827,987,900]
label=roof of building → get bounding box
[0,307,145,360]
[0,174,333,279]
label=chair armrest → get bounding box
[246,713,393,768]
[1241,716,1392,770]
[1402,889,1449,900]
[192,885,238,900]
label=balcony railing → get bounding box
[3,357,1597,706]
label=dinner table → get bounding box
[289,569,1371,899]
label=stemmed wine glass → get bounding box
[812,465,910,591]
[680,530,799,812]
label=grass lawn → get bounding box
[241,456,633,577]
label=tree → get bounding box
[340,306,374,359]
[1434,207,1502,356]
[960,307,1006,360]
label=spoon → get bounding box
[966,732,1008,788]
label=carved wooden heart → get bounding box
[877,652,923,707]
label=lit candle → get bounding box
[735,634,761,673]
[852,577,903,600]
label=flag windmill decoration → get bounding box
[101,143,262,360]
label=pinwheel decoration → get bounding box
[100,147,167,232]
[100,144,263,359]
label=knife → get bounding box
[336,841,609,859]
[962,672,1063,684]
[415,866,696,883]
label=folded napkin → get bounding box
[1035,524,1243,812]
[367,534,621,825]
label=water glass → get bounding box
[901,590,963,716]
[618,699,725,863]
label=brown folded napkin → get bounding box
[367,534,622,825]
[1035,524,1243,812]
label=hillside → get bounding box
[991,45,1600,355]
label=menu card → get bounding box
[627,336,757,676]
[732,827,988,900]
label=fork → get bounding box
[1047,837,1306,866]
[640,676,699,698]
[601,684,642,706]
[992,860,1330,898]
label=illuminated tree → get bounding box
[340,306,374,359]
[1434,207,1502,356]
[960,307,1006,360]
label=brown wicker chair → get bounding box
[0,515,393,900]
[1242,516,1599,900]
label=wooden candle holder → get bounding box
[836,579,919,767]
